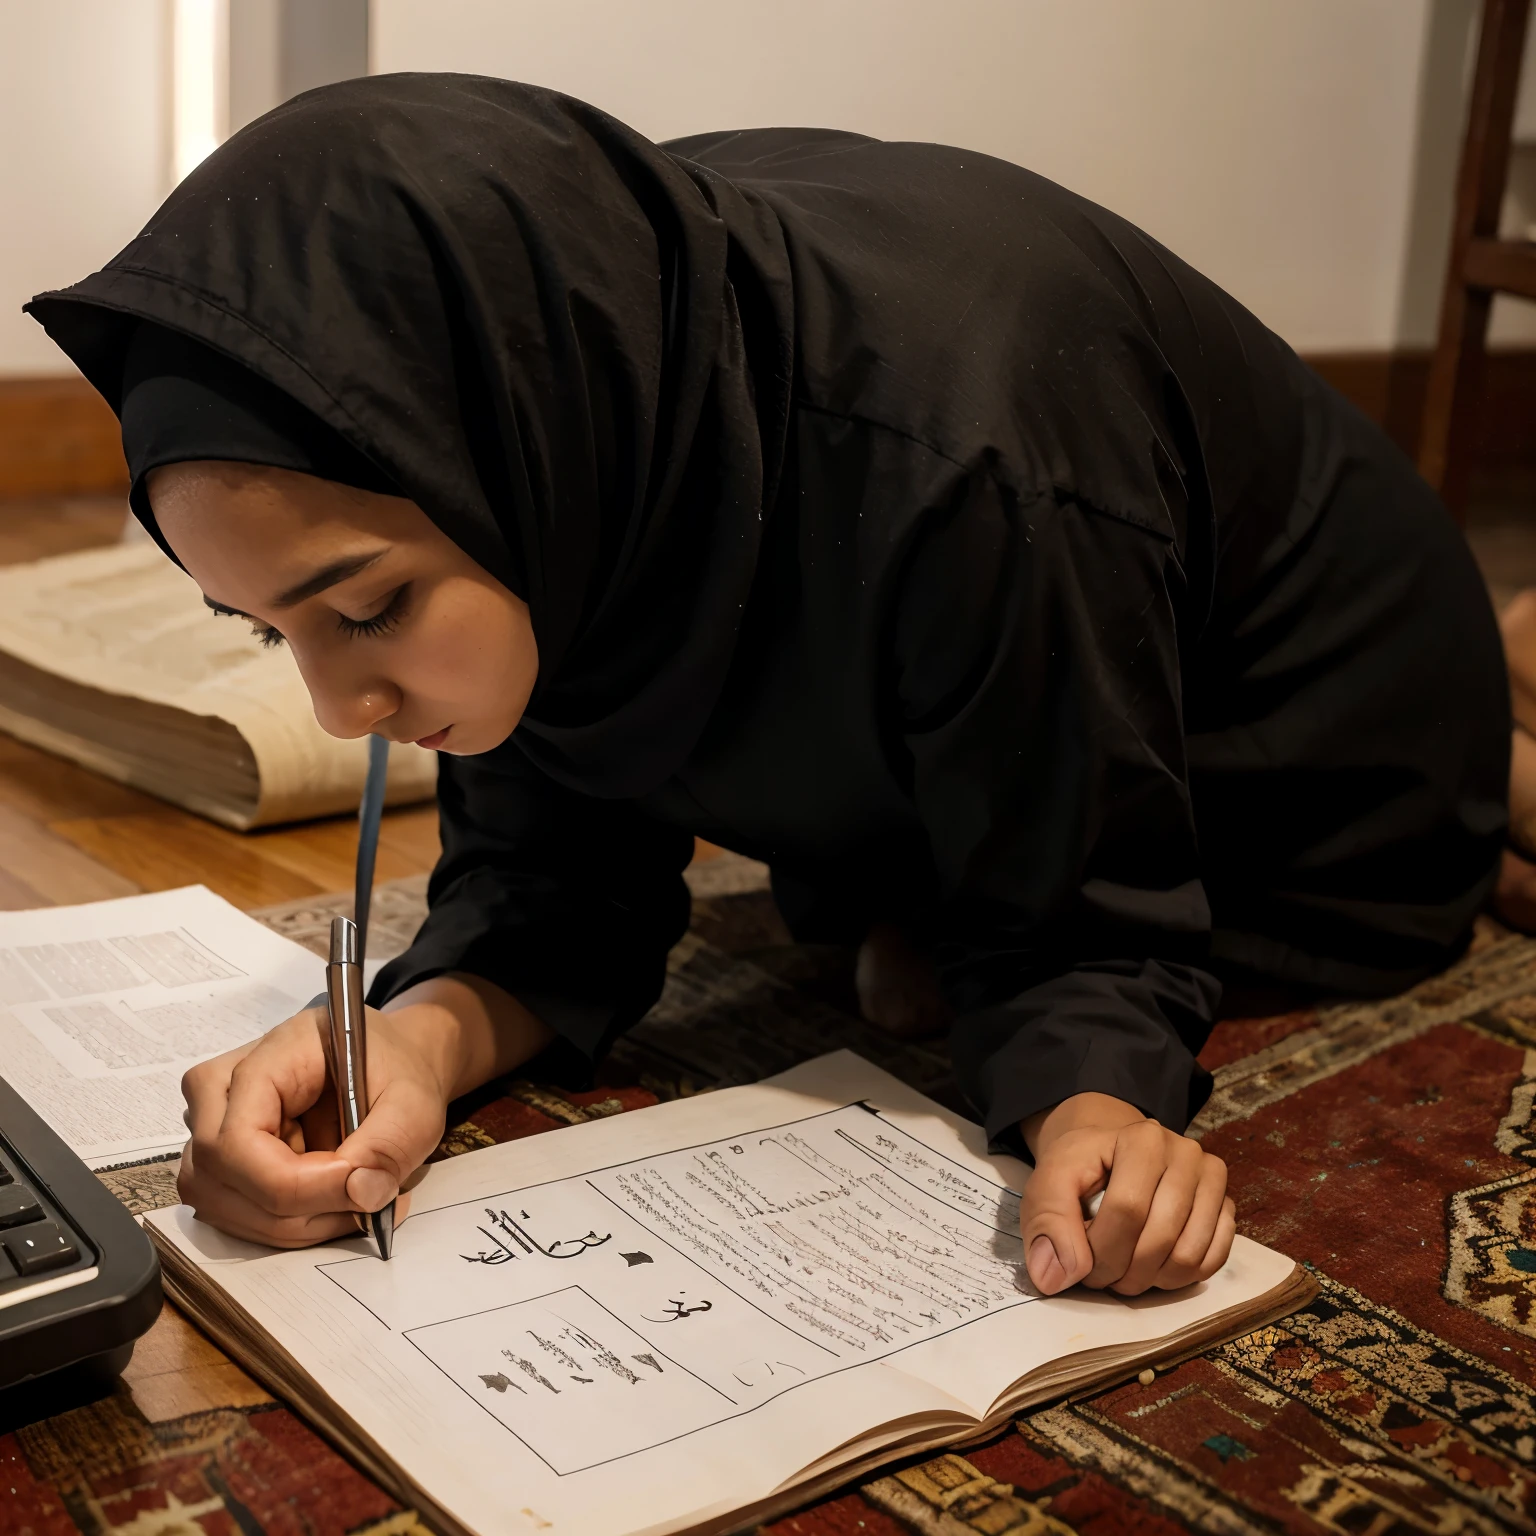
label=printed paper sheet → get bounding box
[0,886,324,1166]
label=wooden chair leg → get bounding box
[1420,287,1494,520]
[1418,0,1532,520]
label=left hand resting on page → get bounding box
[1017,1092,1235,1297]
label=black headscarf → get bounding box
[119,322,399,544]
[27,73,794,797]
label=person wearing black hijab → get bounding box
[28,75,1508,1297]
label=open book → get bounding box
[147,1051,1314,1536]
[0,538,435,828]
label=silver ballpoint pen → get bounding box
[327,913,394,1259]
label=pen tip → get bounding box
[372,1202,395,1261]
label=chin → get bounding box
[436,720,519,756]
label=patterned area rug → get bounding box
[12,857,1536,1535]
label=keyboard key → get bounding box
[4,1222,77,1276]
[0,1245,14,1280]
[0,1158,12,1186]
[0,1187,41,1228]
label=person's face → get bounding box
[149,461,537,755]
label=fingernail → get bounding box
[1028,1235,1061,1286]
[347,1167,398,1212]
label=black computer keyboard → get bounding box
[0,1075,162,1393]
[0,1155,91,1282]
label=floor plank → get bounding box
[0,798,141,905]
[51,809,381,909]
[120,1303,273,1423]
[234,804,441,892]
[0,865,48,910]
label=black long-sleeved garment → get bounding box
[29,84,1507,1140]
[372,127,1508,1140]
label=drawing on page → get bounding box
[729,1358,806,1389]
[462,1207,613,1265]
[644,1294,713,1322]
[319,1102,1033,1474]
[407,1286,734,1474]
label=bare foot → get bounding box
[854,923,951,1039]
[1494,848,1536,933]
[1502,590,1536,737]
[1512,728,1536,856]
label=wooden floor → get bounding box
[0,495,441,911]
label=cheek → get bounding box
[407,584,535,707]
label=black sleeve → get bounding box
[369,742,694,1083]
[896,471,1219,1144]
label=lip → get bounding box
[413,727,451,751]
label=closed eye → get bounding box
[204,597,284,648]
[337,583,410,640]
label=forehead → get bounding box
[148,462,430,547]
[147,462,411,594]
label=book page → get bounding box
[148,1051,1298,1536]
[0,886,327,1166]
[0,542,435,825]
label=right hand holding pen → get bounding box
[178,1003,453,1246]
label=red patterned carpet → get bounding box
[9,876,1536,1536]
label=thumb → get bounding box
[335,1076,443,1214]
[1019,1143,1102,1296]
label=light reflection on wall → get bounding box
[171,0,227,185]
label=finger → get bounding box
[181,1177,364,1248]
[177,1138,197,1200]
[1193,1197,1237,1281]
[179,1135,416,1249]
[178,1136,344,1245]
[205,1029,356,1216]
[336,1076,447,1214]
[1019,1149,1103,1296]
[1112,1137,1207,1295]
[299,1096,343,1155]
[1085,1121,1169,1288]
[180,1047,247,1139]
[1151,1157,1229,1290]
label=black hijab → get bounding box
[119,322,399,543]
[27,73,794,797]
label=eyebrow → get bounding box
[201,551,387,620]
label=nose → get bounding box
[296,653,402,741]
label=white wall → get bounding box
[0,1,170,376]
[372,0,1453,354]
[1,1,1531,374]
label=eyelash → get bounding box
[210,584,409,649]
[337,584,409,640]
